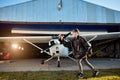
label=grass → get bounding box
[0,69,120,80]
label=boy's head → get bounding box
[72,28,80,37]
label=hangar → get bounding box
[0,0,120,58]
[0,0,120,22]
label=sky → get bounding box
[0,0,31,7]
[0,0,120,11]
[84,0,120,11]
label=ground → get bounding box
[0,69,120,80]
[0,58,120,80]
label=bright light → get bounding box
[21,47,24,50]
[18,46,21,50]
[11,43,24,51]
[12,43,18,49]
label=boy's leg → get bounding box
[76,59,85,78]
[77,59,83,73]
[84,58,95,71]
[83,58,99,77]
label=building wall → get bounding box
[0,0,120,23]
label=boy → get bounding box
[59,29,99,78]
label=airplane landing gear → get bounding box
[57,60,60,67]
[41,60,44,64]
[57,56,60,67]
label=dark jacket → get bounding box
[59,35,90,59]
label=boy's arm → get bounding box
[81,36,90,53]
[58,34,71,48]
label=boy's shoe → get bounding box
[93,70,99,77]
[76,73,84,78]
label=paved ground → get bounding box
[0,58,120,72]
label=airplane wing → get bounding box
[81,32,120,41]
[0,27,120,43]
[0,36,52,43]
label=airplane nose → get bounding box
[56,51,59,54]
[56,47,59,54]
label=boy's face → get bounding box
[73,31,79,37]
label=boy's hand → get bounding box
[58,34,64,40]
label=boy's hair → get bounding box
[73,28,80,33]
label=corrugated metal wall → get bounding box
[0,0,120,23]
